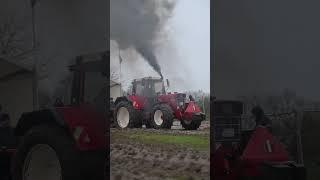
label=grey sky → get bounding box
[110,0,210,93]
[214,0,320,101]
[169,0,210,92]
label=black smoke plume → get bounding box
[110,0,176,78]
[136,47,163,79]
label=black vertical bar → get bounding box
[106,0,110,179]
[210,0,215,179]
[71,57,83,105]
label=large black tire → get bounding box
[150,104,174,129]
[181,115,202,130]
[12,124,105,180]
[114,101,142,128]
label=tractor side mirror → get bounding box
[166,79,170,87]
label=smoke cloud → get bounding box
[214,0,320,100]
[110,0,176,78]
[34,0,108,106]
[136,47,163,79]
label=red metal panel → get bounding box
[185,101,202,113]
[56,104,106,151]
[241,127,289,162]
[128,95,146,110]
[241,127,289,176]
[183,101,202,120]
[157,93,178,110]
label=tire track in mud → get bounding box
[110,121,210,180]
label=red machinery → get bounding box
[212,100,306,180]
[0,52,108,180]
[113,77,206,130]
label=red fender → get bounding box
[56,104,106,151]
[241,127,289,176]
[183,101,202,120]
[128,95,146,110]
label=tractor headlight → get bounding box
[73,126,83,141]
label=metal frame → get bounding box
[213,100,244,143]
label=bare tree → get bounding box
[0,20,22,56]
[0,18,35,63]
[110,71,119,82]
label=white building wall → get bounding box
[0,73,34,127]
[110,84,121,100]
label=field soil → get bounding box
[110,120,210,180]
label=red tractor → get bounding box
[113,77,206,130]
[212,100,306,180]
[0,52,108,180]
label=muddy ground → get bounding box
[110,120,210,180]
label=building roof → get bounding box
[133,77,163,82]
[0,48,36,71]
[0,57,34,80]
[110,80,120,88]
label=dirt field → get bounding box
[110,120,210,180]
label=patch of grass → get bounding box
[129,133,209,151]
[112,132,210,150]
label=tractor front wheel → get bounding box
[181,115,202,130]
[114,101,142,128]
[12,125,100,180]
[150,104,174,129]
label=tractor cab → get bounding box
[130,77,167,111]
[67,51,108,113]
[131,77,166,97]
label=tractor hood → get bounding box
[165,92,186,98]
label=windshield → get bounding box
[154,81,163,94]
[84,71,107,112]
[134,82,144,96]
[133,79,164,96]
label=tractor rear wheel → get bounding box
[151,104,174,129]
[12,124,104,180]
[114,101,142,128]
[181,115,202,130]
